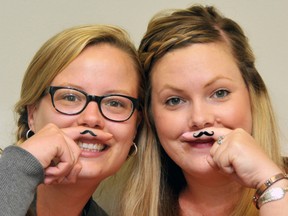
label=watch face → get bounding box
[258,187,288,208]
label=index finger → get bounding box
[61,126,113,142]
[181,127,232,141]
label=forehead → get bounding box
[149,42,249,97]
[151,42,241,81]
[51,44,139,95]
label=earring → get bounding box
[26,129,35,139]
[130,142,138,156]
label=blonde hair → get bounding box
[110,124,161,216]
[138,5,284,216]
[15,24,144,144]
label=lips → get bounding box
[189,139,214,146]
[180,137,215,149]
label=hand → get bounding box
[205,127,282,188]
[20,123,81,184]
[20,123,112,184]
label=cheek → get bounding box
[112,116,138,147]
[32,100,77,132]
[152,106,185,146]
[219,97,252,133]
[152,109,185,164]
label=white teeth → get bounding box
[78,142,106,152]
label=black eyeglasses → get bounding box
[45,86,139,122]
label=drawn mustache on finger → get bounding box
[193,131,214,138]
[80,130,97,137]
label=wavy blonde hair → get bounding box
[138,5,284,216]
[107,123,161,216]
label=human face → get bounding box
[28,44,139,182]
[150,42,252,175]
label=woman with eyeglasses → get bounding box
[0,24,157,215]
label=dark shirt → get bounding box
[27,196,108,216]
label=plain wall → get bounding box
[1,0,287,157]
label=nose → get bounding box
[188,100,215,130]
[77,101,105,128]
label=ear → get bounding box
[27,104,37,131]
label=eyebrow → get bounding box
[52,83,83,90]
[52,83,135,96]
[204,75,233,88]
[155,75,234,95]
[156,84,186,95]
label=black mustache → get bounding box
[193,131,214,138]
[80,130,97,137]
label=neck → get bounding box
[36,179,100,216]
[179,173,242,216]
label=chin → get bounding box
[183,158,214,175]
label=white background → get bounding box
[0,0,287,155]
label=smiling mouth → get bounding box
[78,142,107,152]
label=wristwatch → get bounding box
[258,186,288,208]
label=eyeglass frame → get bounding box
[44,86,140,122]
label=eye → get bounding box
[62,94,78,102]
[106,100,124,108]
[102,96,131,109]
[54,90,85,104]
[211,89,230,99]
[165,97,184,106]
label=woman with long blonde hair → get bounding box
[134,4,287,216]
